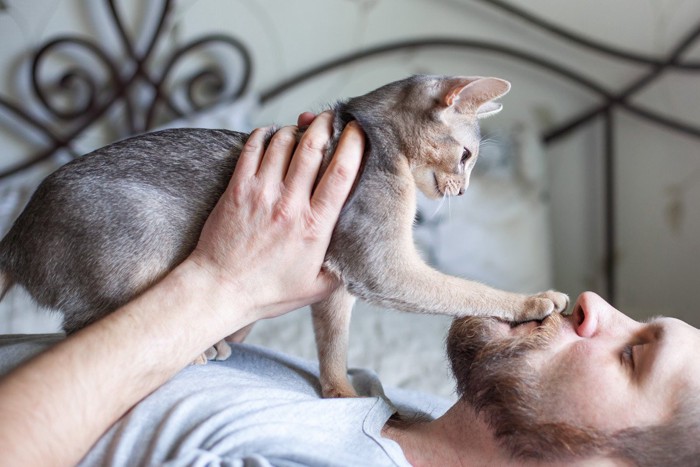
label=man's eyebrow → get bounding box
[642,316,665,340]
[643,315,663,324]
[637,318,665,379]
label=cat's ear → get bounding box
[443,77,511,118]
[475,101,503,119]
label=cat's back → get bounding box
[56,128,247,188]
[13,127,246,232]
[0,128,247,279]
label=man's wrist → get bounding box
[172,257,259,337]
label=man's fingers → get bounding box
[232,127,270,183]
[310,121,364,227]
[284,112,334,199]
[257,125,298,182]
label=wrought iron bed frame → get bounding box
[1,0,699,304]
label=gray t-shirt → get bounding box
[0,335,452,466]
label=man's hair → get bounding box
[607,394,700,467]
[446,316,700,466]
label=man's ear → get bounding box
[442,77,511,117]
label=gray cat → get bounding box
[0,75,568,398]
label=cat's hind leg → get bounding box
[311,287,357,398]
[205,339,232,360]
[226,323,255,344]
[192,339,232,365]
[192,323,254,364]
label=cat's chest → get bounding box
[341,167,417,230]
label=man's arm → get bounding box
[0,112,364,466]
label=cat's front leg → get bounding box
[345,249,568,323]
[311,287,358,398]
[331,177,568,323]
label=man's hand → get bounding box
[190,111,364,322]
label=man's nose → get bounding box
[572,292,608,338]
[572,291,635,338]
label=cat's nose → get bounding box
[458,188,465,196]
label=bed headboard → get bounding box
[1,0,700,306]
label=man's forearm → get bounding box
[0,260,251,466]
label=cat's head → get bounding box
[348,75,511,199]
[408,75,510,199]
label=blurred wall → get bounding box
[1,0,699,324]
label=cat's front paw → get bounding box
[534,290,569,314]
[516,296,554,322]
[515,290,569,322]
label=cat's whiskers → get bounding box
[479,137,499,151]
[447,193,452,222]
[430,192,448,218]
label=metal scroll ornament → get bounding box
[0,0,252,178]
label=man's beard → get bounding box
[446,313,607,461]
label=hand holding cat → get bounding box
[0,112,365,466]
[190,111,365,323]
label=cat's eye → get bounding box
[461,148,472,164]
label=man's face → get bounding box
[447,291,700,458]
